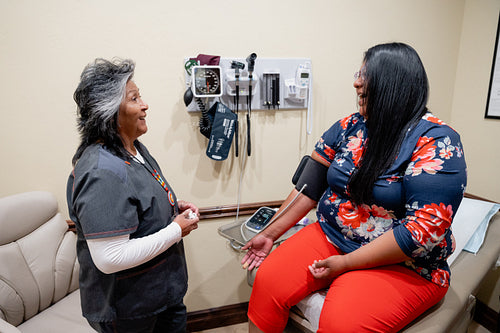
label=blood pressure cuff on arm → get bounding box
[292,155,329,201]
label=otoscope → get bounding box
[246,53,257,156]
[231,61,245,157]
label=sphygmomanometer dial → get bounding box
[192,66,223,97]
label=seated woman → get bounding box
[241,42,467,332]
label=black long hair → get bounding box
[348,43,429,205]
[72,58,135,166]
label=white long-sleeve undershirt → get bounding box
[86,222,182,274]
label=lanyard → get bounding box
[130,153,177,210]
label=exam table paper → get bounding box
[447,197,500,265]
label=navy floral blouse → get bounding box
[314,112,467,287]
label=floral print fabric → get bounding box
[314,112,467,287]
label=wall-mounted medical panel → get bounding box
[184,57,312,112]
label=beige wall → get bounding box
[452,0,500,203]
[1,0,498,312]
[454,0,500,312]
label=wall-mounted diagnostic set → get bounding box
[183,54,313,161]
[184,56,312,112]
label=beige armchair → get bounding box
[0,191,93,333]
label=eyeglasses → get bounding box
[354,70,366,81]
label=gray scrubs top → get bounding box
[67,143,188,322]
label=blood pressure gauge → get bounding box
[192,65,223,97]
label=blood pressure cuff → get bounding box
[206,102,236,161]
[292,155,329,201]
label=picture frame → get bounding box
[485,12,500,119]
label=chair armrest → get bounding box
[0,319,21,333]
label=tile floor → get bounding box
[193,320,492,332]
[193,320,303,333]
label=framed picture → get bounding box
[485,12,500,119]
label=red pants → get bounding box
[248,223,447,333]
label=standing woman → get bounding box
[67,58,199,333]
[241,43,467,332]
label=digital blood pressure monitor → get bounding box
[244,207,276,233]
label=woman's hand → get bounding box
[177,200,199,217]
[241,234,274,270]
[174,209,199,237]
[309,230,409,279]
[308,255,349,279]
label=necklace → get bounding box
[129,150,176,208]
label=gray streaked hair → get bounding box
[72,58,135,165]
